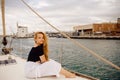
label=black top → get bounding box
[27,44,44,62]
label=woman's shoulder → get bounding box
[33,44,43,49]
[34,44,38,47]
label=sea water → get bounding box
[4,37,120,80]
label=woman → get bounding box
[25,31,76,78]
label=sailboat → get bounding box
[0,0,99,80]
[1,0,120,80]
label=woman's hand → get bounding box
[39,55,47,63]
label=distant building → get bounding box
[93,23,120,36]
[73,24,93,36]
[17,26,28,38]
[73,21,120,36]
[117,18,120,28]
[46,31,73,38]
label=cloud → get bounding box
[0,0,119,34]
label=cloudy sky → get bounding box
[0,0,120,34]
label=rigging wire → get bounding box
[21,0,120,71]
[8,26,15,49]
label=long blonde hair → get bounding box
[34,32,49,61]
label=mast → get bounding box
[1,0,7,46]
[1,0,10,55]
[1,0,6,37]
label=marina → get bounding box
[0,0,99,79]
[0,0,120,80]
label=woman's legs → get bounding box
[60,68,76,78]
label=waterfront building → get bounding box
[73,20,120,36]
[93,23,119,36]
[73,24,93,36]
[17,25,28,38]
[117,18,120,28]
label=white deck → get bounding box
[0,55,97,80]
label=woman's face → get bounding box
[35,33,44,45]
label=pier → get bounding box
[70,36,120,40]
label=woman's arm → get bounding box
[39,55,47,63]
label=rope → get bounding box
[21,0,120,71]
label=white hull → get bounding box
[0,55,99,80]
